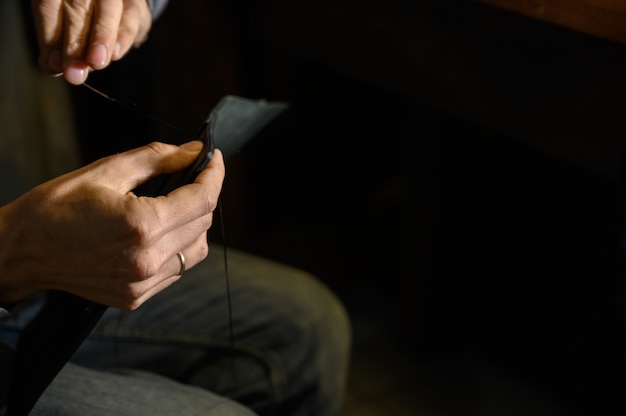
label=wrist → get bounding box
[0,202,39,305]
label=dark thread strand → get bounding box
[218,198,237,387]
[83,83,236,386]
[83,83,187,135]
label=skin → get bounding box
[31,0,152,84]
[2,1,221,311]
[0,143,225,310]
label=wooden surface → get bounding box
[477,0,626,45]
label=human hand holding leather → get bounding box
[0,141,224,309]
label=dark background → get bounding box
[70,0,626,414]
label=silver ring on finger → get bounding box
[176,251,186,276]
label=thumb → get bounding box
[92,141,205,193]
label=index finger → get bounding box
[164,149,226,220]
[60,0,95,84]
[61,0,94,59]
[86,0,123,70]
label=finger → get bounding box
[31,0,64,73]
[57,231,209,310]
[113,0,152,61]
[162,149,225,222]
[62,0,95,84]
[62,0,94,59]
[65,273,181,310]
[152,212,213,259]
[121,234,210,309]
[126,274,180,309]
[87,141,206,193]
[86,0,123,70]
[162,233,210,279]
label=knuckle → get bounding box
[125,300,143,311]
[120,286,147,311]
[67,0,91,14]
[202,213,214,233]
[35,0,60,18]
[127,218,153,245]
[63,5,93,56]
[127,247,159,280]
[145,141,175,157]
[197,240,209,262]
[119,223,160,280]
[207,192,218,212]
[200,187,218,214]
[123,202,161,246]
[66,37,89,56]
[117,202,167,283]
[92,20,117,38]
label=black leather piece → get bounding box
[6,293,106,416]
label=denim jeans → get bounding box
[0,245,351,415]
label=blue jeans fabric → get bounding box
[0,245,351,415]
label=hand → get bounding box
[31,0,153,85]
[0,141,224,310]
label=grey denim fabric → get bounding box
[1,246,351,415]
[210,95,288,160]
[148,0,169,20]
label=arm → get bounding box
[0,141,224,310]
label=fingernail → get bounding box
[47,49,62,73]
[88,43,108,69]
[64,61,89,85]
[113,42,122,60]
[179,140,204,152]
